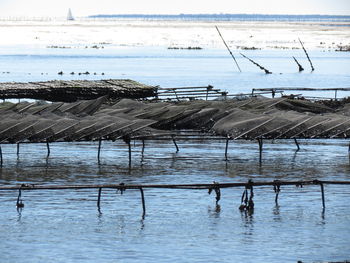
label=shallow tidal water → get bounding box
[0,45,350,262]
[0,139,350,262]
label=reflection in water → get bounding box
[272,205,281,222]
[240,209,254,244]
[208,204,221,218]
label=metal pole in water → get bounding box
[46,141,50,158]
[97,187,102,208]
[172,136,179,152]
[225,138,229,160]
[294,138,300,151]
[141,140,145,155]
[128,141,132,167]
[140,187,146,217]
[97,139,102,164]
[0,145,3,167]
[258,138,263,163]
[320,183,325,208]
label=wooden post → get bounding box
[46,141,50,158]
[17,143,20,157]
[320,183,325,208]
[140,187,146,218]
[97,139,102,164]
[294,138,300,151]
[335,90,337,100]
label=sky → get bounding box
[0,0,349,17]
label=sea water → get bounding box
[0,43,350,262]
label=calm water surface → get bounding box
[0,46,350,262]
[0,140,350,262]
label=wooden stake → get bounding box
[215,26,242,72]
[298,38,314,71]
[240,53,272,74]
[292,56,304,72]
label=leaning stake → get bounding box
[215,26,242,72]
[298,38,314,71]
[292,56,304,72]
[240,53,272,74]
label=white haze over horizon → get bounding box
[0,0,349,18]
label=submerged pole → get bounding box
[292,56,304,72]
[97,187,102,209]
[46,141,50,158]
[294,138,300,151]
[225,138,229,160]
[0,145,3,167]
[320,183,325,208]
[141,140,145,155]
[128,141,132,167]
[139,187,146,217]
[240,53,272,74]
[97,139,102,164]
[258,138,263,163]
[172,136,179,152]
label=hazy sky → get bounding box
[0,0,349,17]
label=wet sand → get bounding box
[0,19,349,50]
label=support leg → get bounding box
[225,138,229,160]
[97,139,102,164]
[17,143,20,157]
[140,187,146,218]
[97,187,102,210]
[320,183,325,208]
[0,145,3,167]
[128,141,132,167]
[46,141,50,158]
[141,140,145,155]
[172,136,179,152]
[258,138,263,163]
[294,138,300,151]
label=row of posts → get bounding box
[1,137,349,167]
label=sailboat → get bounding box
[67,8,74,21]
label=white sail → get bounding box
[67,8,74,21]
